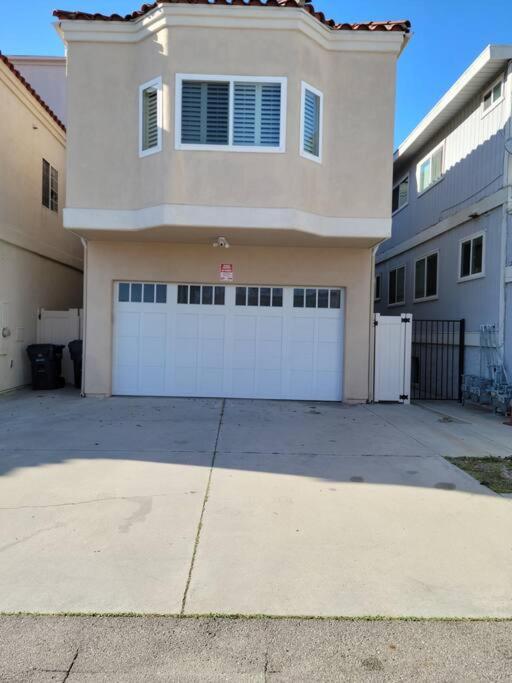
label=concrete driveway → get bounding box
[0,389,511,618]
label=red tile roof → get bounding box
[0,52,66,131]
[53,0,411,34]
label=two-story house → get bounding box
[375,45,512,391]
[0,53,83,393]
[54,0,410,403]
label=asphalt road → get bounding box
[1,615,511,681]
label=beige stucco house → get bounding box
[54,0,410,403]
[0,53,83,393]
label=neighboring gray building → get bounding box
[375,45,512,387]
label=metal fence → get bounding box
[411,319,465,401]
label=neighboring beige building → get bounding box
[54,0,410,403]
[0,53,83,393]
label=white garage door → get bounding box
[113,282,344,401]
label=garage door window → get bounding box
[118,282,167,304]
[235,287,283,307]
[293,288,341,309]
[177,284,225,305]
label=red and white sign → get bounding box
[219,264,234,281]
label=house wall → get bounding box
[84,242,373,402]
[8,56,67,124]
[0,58,83,392]
[0,241,83,392]
[388,69,510,253]
[375,207,504,376]
[65,24,397,221]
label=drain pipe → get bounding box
[368,244,379,403]
[78,236,87,397]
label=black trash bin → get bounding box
[68,339,83,389]
[26,344,65,390]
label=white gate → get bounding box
[373,313,412,404]
[37,308,83,385]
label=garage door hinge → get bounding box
[400,394,409,400]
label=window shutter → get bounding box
[303,89,320,156]
[233,83,257,145]
[42,159,50,208]
[182,81,229,145]
[181,81,203,144]
[142,86,159,150]
[260,83,281,146]
[205,82,229,145]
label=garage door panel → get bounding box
[257,340,282,369]
[113,282,344,401]
[234,315,257,340]
[141,312,167,337]
[233,340,256,369]
[177,314,199,338]
[116,311,140,336]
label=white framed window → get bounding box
[139,76,163,157]
[300,81,323,163]
[42,158,58,212]
[175,74,287,153]
[414,251,439,302]
[458,232,485,282]
[374,273,381,302]
[417,142,444,194]
[392,173,409,214]
[388,266,405,307]
[482,75,504,115]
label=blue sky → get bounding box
[1,0,512,145]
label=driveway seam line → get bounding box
[62,648,79,682]
[364,403,438,456]
[180,398,226,616]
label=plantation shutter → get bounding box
[303,88,320,157]
[181,81,229,145]
[233,82,281,147]
[142,86,159,151]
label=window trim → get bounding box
[413,249,439,303]
[299,80,323,164]
[391,171,409,216]
[374,273,381,302]
[481,74,504,117]
[174,73,287,153]
[139,76,163,158]
[458,231,486,283]
[416,141,445,196]
[387,265,406,308]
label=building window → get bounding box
[176,284,225,305]
[374,274,381,302]
[417,144,444,194]
[139,77,162,156]
[388,266,405,306]
[414,252,438,301]
[392,174,409,214]
[300,81,323,162]
[235,287,283,307]
[42,159,58,211]
[175,74,287,152]
[482,76,504,114]
[118,282,167,304]
[293,288,341,309]
[459,233,485,281]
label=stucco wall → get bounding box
[0,241,83,392]
[0,60,82,269]
[84,242,373,402]
[65,25,397,220]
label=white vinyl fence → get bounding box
[37,308,83,385]
[373,313,412,404]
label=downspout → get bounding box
[500,60,512,357]
[79,236,87,397]
[368,244,379,403]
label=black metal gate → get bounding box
[411,319,465,401]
